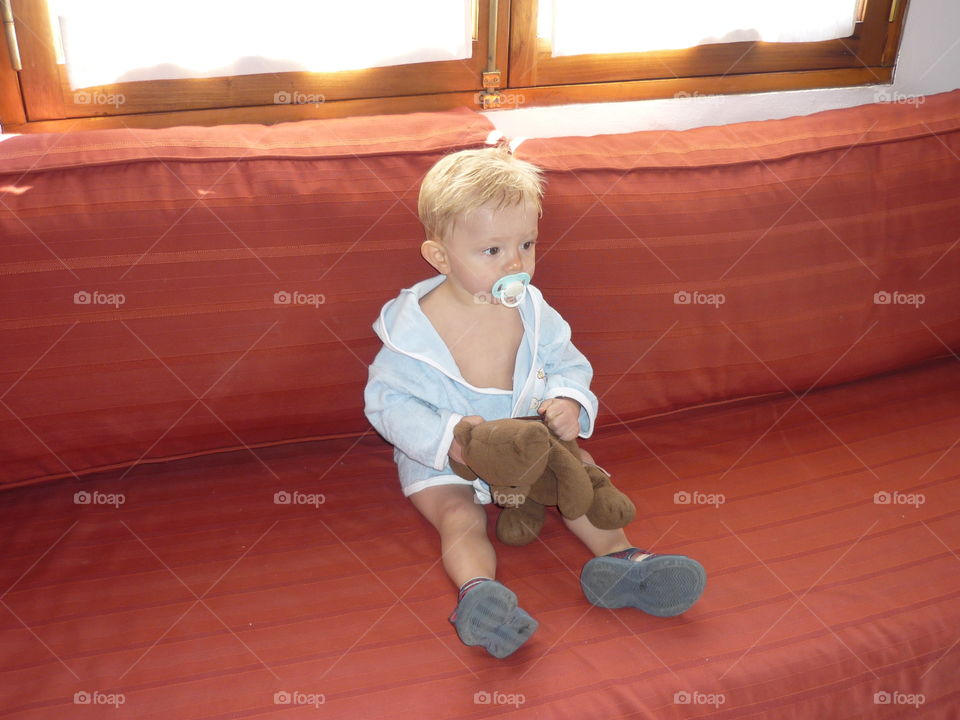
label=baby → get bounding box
[364,145,705,658]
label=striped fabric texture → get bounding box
[515,89,960,427]
[1,358,956,718]
[0,107,495,488]
[1,92,958,718]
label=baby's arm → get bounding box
[364,349,482,470]
[537,304,599,438]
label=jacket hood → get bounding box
[373,275,541,387]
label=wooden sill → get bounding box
[3,67,892,134]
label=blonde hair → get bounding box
[418,145,545,242]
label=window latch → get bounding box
[888,0,901,22]
[1,0,21,71]
[477,0,502,109]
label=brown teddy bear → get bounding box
[448,417,636,546]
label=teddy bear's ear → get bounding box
[449,419,477,481]
[452,418,474,447]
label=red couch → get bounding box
[1,94,958,719]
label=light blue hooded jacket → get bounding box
[364,274,599,501]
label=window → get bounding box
[509,0,905,103]
[0,0,909,133]
[3,0,503,129]
[50,0,474,89]
[541,0,861,56]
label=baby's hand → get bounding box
[537,398,582,442]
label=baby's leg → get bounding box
[563,490,705,617]
[410,483,537,657]
[408,484,494,588]
[569,448,647,558]
[563,514,647,559]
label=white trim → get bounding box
[402,474,493,505]
[434,412,463,470]
[403,473,474,496]
[510,296,542,417]
[375,277,515,396]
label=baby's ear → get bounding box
[420,239,448,274]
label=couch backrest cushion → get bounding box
[0,108,495,488]
[515,89,960,425]
[4,93,960,490]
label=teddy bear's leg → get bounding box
[584,464,636,530]
[496,501,546,546]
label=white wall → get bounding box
[484,0,960,139]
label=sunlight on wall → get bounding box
[50,0,473,90]
[539,0,859,56]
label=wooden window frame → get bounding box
[1,0,909,133]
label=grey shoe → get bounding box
[450,580,538,658]
[580,550,706,617]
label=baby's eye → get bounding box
[522,240,536,250]
[482,247,500,256]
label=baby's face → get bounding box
[442,198,538,304]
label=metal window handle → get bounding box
[889,0,901,22]
[1,0,20,71]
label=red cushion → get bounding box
[516,89,960,425]
[0,108,495,488]
[1,357,957,718]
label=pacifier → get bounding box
[491,272,530,308]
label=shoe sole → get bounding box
[580,555,706,617]
[454,582,538,658]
